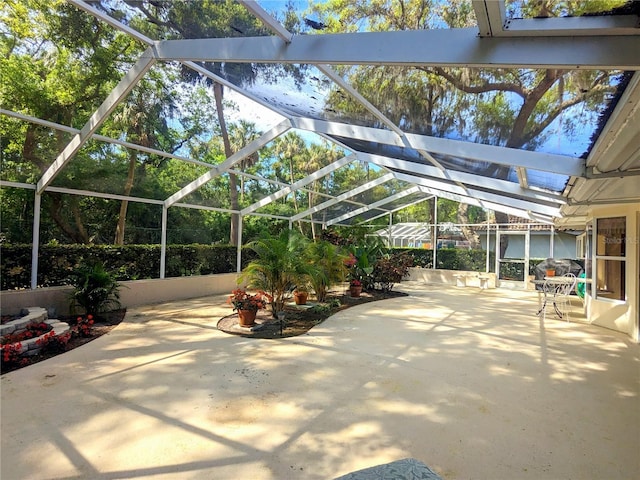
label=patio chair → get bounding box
[553,273,577,321]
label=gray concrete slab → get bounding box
[2,282,638,479]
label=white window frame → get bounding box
[594,216,627,303]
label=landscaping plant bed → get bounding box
[218,288,407,339]
[1,309,126,375]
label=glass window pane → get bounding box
[596,217,626,256]
[595,259,625,301]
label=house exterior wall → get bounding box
[585,204,640,342]
[480,232,577,260]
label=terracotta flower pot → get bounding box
[350,285,362,297]
[294,291,308,305]
[546,269,556,277]
[238,309,257,327]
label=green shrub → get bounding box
[0,244,252,290]
[69,262,122,315]
[373,252,413,292]
[394,247,494,272]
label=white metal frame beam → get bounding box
[36,50,156,193]
[473,0,640,38]
[393,172,561,218]
[290,173,395,222]
[69,0,292,121]
[292,117,584,177]
[416,185,553,223]
[165,120,291,207]
[358,152,565,205]
[2,109,218,170]
[241,154,355,215]
[153,29,640,70]
[326,187,421,226]
[359,196,435,225]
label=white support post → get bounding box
[495,225,501,279]
[433,197,438,270]
[160,206,168,279]
[550,225,555,258]
[30,192,42,290]
[485,217,491,273]
[525,226,531,288]
[236,215,243,273]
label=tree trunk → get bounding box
[115,151,138,245]
[495,211,510,258]
[289,157,303,234]
[213,82,239,245]
[309,190,316,239]
[48,194,89,244]
[457,203,480,248]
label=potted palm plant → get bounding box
[306,239,348,302]
[239,230,314,317]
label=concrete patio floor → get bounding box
[1,282,638,480]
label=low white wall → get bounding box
[0,273,240,316]
[408,267,496,289]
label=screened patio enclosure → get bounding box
[1,0,639,290]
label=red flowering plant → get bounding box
[71,315,94,338]
[344,253,362,287]
[36,331,71,354]
[1,342,27,368]
[1,322,52,344]
[228,288,272,312]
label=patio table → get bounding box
[533,276,582,318]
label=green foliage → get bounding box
[394,248,494,272]
[348,235,386,290]
[0,244,250,290]
[305,240,347,302]
[239,230,314,316]
[69,262,122,315]
[373,252,414,292]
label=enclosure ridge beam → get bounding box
[359,152,565,205]
[395,172,561,217]
[36,51,156,193]
[325,186,420,226]
[154,29,640,70]
[241,154,355,215]
[165,120,291,207]
[292,117,584,177]
[386,159,560,213]
[414,184,549,221]
[290,172,395,222]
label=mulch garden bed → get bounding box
[217,288,407,339]
[1,309,126,375]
